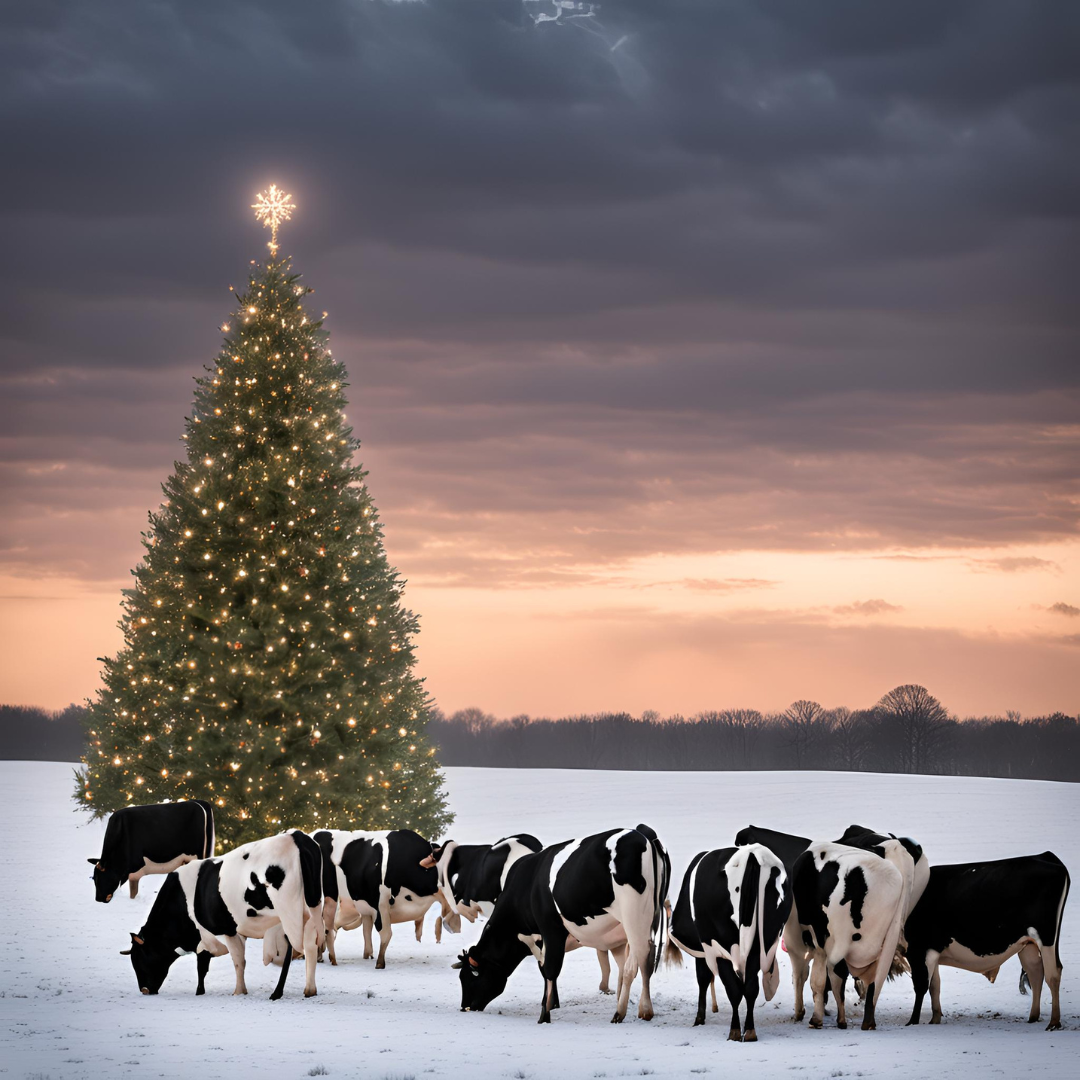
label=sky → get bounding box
[1,0,1077,718]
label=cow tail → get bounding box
[293,830,326,948]
[201,800,216,859]
[637,825,668,978]
[757,853,772,978]
[1053,866,1070,974]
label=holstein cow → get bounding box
[455,824,670,1024]
[904,852,1070,1031]
[792,841,906,1030]
[121,828,324,1000]
[311,828,445,968]
[667,844,791,1042]
[426,833,618,994]
[735,825,814,1020]
[88,800,215,902]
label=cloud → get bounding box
[833,599,904,616]
[972,556,1062,573]
[1049,602,1080,617]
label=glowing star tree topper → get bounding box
[251,184,296,255]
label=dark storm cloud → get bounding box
[1,0,1077,583]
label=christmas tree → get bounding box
[78,187,451,847]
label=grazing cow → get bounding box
[735,825,814,1020]
[426,833,618,994]
[121,829,324,1000]
[904,852,1070,1031]
[312,828,444,968]
[792,842,906,1030]
[88,800,215,902]
[667,844,791,1042]
[455,824,670,1024]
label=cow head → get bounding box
[88,858,122,903]
[453,946,507,1013]
[121,931,178,995]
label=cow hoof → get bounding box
[375,961,385,970]
[269,991,282,1002]
[794,1011,805,1023]
[693,1017,705,1027]
[743,1030,757,1043]
[837,1020,847,1030]
[861,1020,876,1032]
[196,987,205,997]
[233,989,248,997]
[1047,1022,1062,1032]
[599,986,614,995]
[538,1013,551,1025]
[808,1017,823,1030]
[611,1012,624,1024]
[639,1011,654,1022]
[330,958,338,967]
[727,1030,742,1043]
[929,1015,942,1025]
[304,988,317,998]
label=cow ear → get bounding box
[88,858,99,865]
[450,960,464,969]
[130,933,144,946]
[119,948,132,956]
[419,854,436,869]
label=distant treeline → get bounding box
[429,685,1080,783]
[4,685,1078,782]
[0,704,86,761]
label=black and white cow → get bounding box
[426,833,618,994]
[735,825,814,1020]
[836,824,929,925]
[121,829,324,1000]
[311,828,445,968]
[667,844,791,1042]
[792,841,907,1030]
[455,824,670,1024]
[88,800,215,903]
[904,852,1070,1031]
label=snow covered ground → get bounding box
[1,763,1077,1080]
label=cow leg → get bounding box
[861,981,877,1031]
[129,875,140,899]
[597,949,613,994]
[711,977,719,1012]
[742,971,760,1042]
[321,898,338,965]
[808,955,827,1028]
[196,950,212,996]
[224,934,248,996]
[1018,942,1044,1023]
[414,916,424,943]
[1041,944,1063,1031]
[435,914,442,945]
[613,945,639,1024]
[828,965,847,1029]
[361,914,374,960]
[693,958,712,1026]
[927,952,943,1024]
[302,914,319,998]
[907,949,930,1026]
[269,934,293,1001]
[784,914,808,1021]
[537,932,568,1024]
[375,901,392,969]
[716,960,744,1041]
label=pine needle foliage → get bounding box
[78,256,451,846]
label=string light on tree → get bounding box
[77,186,451,847]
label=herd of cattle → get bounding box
[88,800,1070,1037]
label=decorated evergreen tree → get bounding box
[78,188,451,846]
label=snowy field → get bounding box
[1,763,1077,1080]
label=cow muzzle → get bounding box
[140,987,150,995]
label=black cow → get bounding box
[455,824,670,1024]
[426,833,618,993]
[904,852,1070,1031]
[735,824,814,1020]
[312,828,445,967]
[121,829,324,1000]
[667,843,791,1042]
[88,800,215,902]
